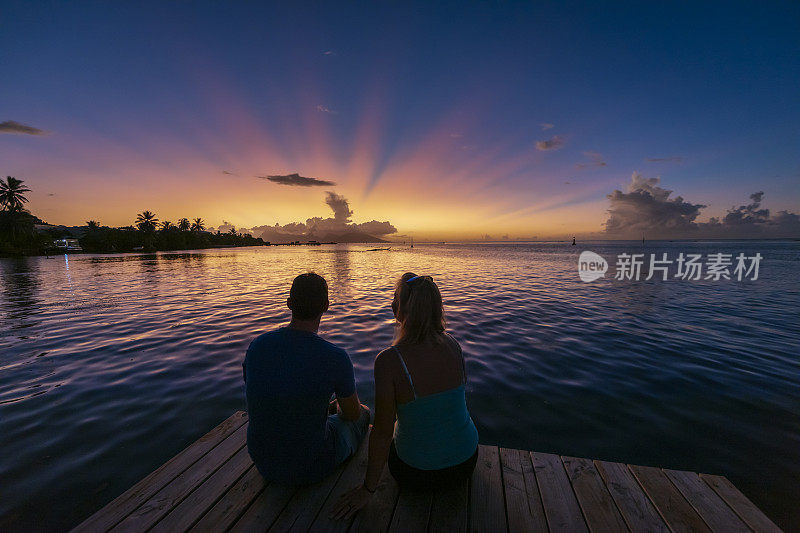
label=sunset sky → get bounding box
[2,2,799,240]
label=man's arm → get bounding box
[336,392,362,421]
[333,348,360,421]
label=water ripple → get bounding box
[0,241,798,530]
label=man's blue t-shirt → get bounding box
[243,327,356,484]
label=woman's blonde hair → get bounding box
[392,272,446,345]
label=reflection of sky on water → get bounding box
[2,257,42,324]
[0,242,798,530]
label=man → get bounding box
[243,272,370,485]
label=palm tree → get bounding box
[86,220,100,230]
[228,227,237,236]
[135,210,159,233]
[177,218,190,231]
[0,176,31,212]
[191,217,205,232]
[160,220,173,231]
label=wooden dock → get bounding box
[72,411,782,532]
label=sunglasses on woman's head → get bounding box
[406,275,433,284]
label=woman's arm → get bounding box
[363,351,397,490]
[331,349,396,520]
[444,333,467,383]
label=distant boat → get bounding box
[53,238,82,252]
[410,236,414,249]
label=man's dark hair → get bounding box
[288,272,328,320]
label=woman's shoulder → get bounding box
[375,345,399,366]
[442,332,462,353]
[374,346,402,380]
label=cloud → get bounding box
[216,220,236,233]
[535,135,564,151]
[646,156,683,163]
[576,151,607,169]
[721,192,770,226]
[260,173,337,187]
[605,173,800,238]
[323,50,336,56]
[711,191,800,236]
[449,133,463,138]
[316,104,337,114]
[540,123,554,131]
[605,173,706,234]
[324,191,353,222]
[222,170,237,176]
[352,220,397,235]
[0,120,47,135]
[248,192,397,241]
[771,210,800,233]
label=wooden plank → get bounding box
[189,464,267,532]
[71,411,248,532]
[110,422,248,532]
[500,447,538,533]
[267,463,348,531]
[150,444,254,532]
[229,482,297,532]
[531,452,588,533]
[428,481,468,533]
[699,474,782,533]
[629,465,710,533]
[387,489,433,532]
[562,456,628,532]
[349,466,399,533]
[518,449,548,532]
[470,445,507,533]
[664,470,751,532]
[308,432,371,533]
[594,460,668,532]
[73,408,782,533]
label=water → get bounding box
[1,242,798,531]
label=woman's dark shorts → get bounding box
[388,440,478,490]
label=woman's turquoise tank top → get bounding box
[392,346,479,471]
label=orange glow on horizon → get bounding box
[14,74,613,240]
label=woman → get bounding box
[332,273,479,520]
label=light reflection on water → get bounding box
[0,242,798,530]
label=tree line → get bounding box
[0,177,267,256]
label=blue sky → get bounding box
[2,1,798,238]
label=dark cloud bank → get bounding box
[249,191,396,243]
[260,173,336,187]
[0,120,46,135]
[605,173,800,239]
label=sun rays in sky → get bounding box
[7,74,611,239]
[2,2,798,240]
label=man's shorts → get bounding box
[329,406,372,466]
